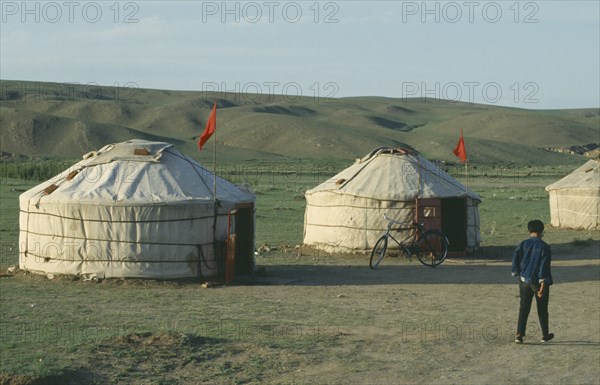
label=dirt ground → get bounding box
[1,242,598,385]
[248,243,600,384]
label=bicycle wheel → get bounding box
[416,230,448,267]
[369,235,388,269]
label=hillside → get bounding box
[1,80,598,165]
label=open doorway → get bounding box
[441,198,467,252]
[226,203,255,282]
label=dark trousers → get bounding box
[517,281,550,337]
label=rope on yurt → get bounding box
[164,148,223,280]
[336,151,380,190]
[24,197,32,261]
[18,209,217,223]
[164,149,214,194]
[406,155,476,199]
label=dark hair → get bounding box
[527,219,545,233]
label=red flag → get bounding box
[453,129,467,163]
[198,101,217,150]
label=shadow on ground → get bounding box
[241,261,599,286]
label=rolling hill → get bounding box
[1,80,598,165]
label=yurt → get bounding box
[545,159,600,230]
[19,140,256,280]
[304,147,481,253]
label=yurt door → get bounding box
[226,211,237,284]
[415,198,442,232]
[226,203,255,282]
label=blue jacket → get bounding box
[511,237,553,285]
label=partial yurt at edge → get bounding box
[545,159,600,230]
[303,147,482,253]
[19,140,256,280]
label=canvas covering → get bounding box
[303,148,482,252]
[545,159,600,230]
[19,140,255,279]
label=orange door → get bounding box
[415,198,442,232]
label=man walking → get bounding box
[511,219,554,344]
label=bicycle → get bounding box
[369,214,449,269]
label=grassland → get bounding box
[1,80,598,165]
[0,161,599,384]
[1,80,598,383]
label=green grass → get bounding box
[1,79,597,164]
[1,162,599,384]
[0,270,345,382]
[0,179,35,267]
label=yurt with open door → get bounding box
[303,147,481,253]
[545,159,600,230]
[19,139,256,280]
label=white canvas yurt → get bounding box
[304,147,481,253]
[19,140,256,280]
[545,159,600,230]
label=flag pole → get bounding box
[211,102,218,283]
[197,100,219,281]
[213,102,217,203]
[465,160,469,193]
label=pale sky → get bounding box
[1,0,599,109]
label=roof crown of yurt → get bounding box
[19,139,256,281]
[303,147,482,253]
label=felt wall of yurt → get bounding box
[545,159,600,230]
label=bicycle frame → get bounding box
[380,214,421,257]
[370,213,449,269]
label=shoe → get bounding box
[541,333,554,343]
[515,335,523,344]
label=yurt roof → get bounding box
[545,159,600,192]
[20,139,255,205]
[306,147,481,202]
